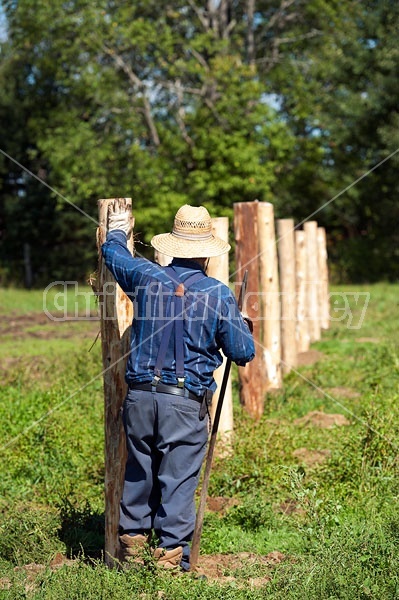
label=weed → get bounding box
[58,499,105,559]
[0,505,64,565]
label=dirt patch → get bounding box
[206,496,240,514]
[265,418,289,426]
[196,551,286,584]
[0,355,52,386]
[292,447,331,467]
[355,337,380,343]
[0,312,100,381]
[0,578,11,591]
[0,356,24,372]
[0,552,285,591]
[294,410,350,428]
[1,554,76,593]
[0,312,99,340]
[277,499,305,516]
[0,313,53,338]
[325,386,361,399]
[296,350,325,366]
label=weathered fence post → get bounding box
[295,230,310,353]
[258,202,282,390]
[234,201,266,419]
[97,198,134,567]
[304,221,321,342]
[207,217,233,444]
[276,219,297,374]
[317,227,330,330]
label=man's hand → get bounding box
[108,200,132,236]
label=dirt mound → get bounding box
[296,350,325,366]
[0,554,75,593]
[196,550,285,584]
[0,551,285,591]
[0,312,98,340]
[325,386,360,399]
[292,447,331,467]
[0,313,53,338]
[206,496,240,514]
[294,410,350,428]
[277,499,305,516]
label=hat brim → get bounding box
[151,232,231,258]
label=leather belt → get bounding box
[129,382,202,403]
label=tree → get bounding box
[304,0,399,280]
[0,35,62,286]
[1,1,398,283]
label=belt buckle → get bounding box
[151,375,161,387]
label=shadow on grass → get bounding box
[59,498,105,560]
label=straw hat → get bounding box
[151,205,231,258]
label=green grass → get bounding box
[0,284,98,315]
[0,283,399,598]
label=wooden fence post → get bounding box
[234,201,266,419]
[304,221,321,342]
[317,227,330,330]
[276,219,297,374]
[258,202,282,389]
[295,230,310,353]
[97,198,134,567]
[207,217,233,445]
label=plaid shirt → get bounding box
[102,230,255,395]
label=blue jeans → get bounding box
[119,389,209,570]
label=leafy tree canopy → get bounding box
[0,1,398,283]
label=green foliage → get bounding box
[2,2,398,284]
[0,506,64,565]
[267,511,399,598]
[223,497,277,533]
[303,0,399,281]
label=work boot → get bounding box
[119,533,148,565]
[153,546,183,570]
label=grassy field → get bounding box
[0,283,398,598]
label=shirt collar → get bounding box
[171,258,206,273]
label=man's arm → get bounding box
[101,230,149,295]
[216,293,255,366]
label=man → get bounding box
[102,202,255,572]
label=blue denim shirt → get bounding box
[102,230,255,395]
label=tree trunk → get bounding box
[97,198,134,567]
[246,0,256,66]
[23,242,33,289]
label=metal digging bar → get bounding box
[190,269,249,571]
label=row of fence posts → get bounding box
[233,200,329,420]
[96,198,329,565]
[157,200,329,428]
